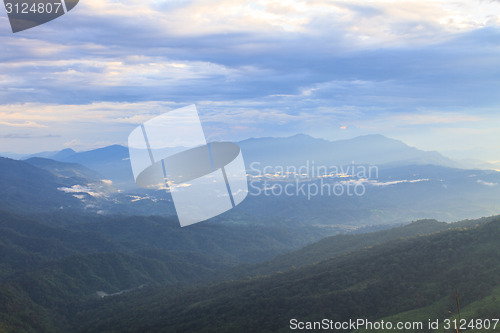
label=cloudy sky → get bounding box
[1,0,500,162]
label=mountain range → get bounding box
[1,210,499,332]
[1,134,500,226]
[240,134,458,169]
[72,216,500,333]
[1,134,500,332]
[3,134,478,187]
[0,210,331,332]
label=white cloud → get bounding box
[0,101,179,124]
[1,0,500,161]
[69,0,500,48]
[368,179,430,186]
[477,179,498,186]
[58,185,104,197]
[0,120,47,128]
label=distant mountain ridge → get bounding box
[1,134,500,224]
[17,134,458,169]
[17,134,461,186]
[38,145,134,189]
[25,147,76,160]
[239,133,457,169]
[4,134,493,174]
[0,134,450,191]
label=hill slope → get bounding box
[73,217,500,332]
[0,157,81,212]
[0,210,331,332]
[228,216,499,278]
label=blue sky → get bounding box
[1,0,500,163]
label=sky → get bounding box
[0,0,500,162]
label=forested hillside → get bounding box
[72,217,500,333]
[0,210,326,332]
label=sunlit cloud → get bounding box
[0,120,48,128]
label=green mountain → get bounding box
[2,147,500,333]
[2,211,500,332]
[25,157,104,183]
[72,216,500,333]
[228,216,498,279]
[0,157,82,212]
[0,210,330,332]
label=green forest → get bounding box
[1,209,499,332]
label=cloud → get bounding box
[0,133,59,139]
[477,179,498,186]
[1,0,500,159]
[0,120,48,128]
[67,0,500,47]
[2,2,500,107]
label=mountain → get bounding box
[4,135,500,225]
[20,145,132,190]
[3,135,500,333]
[31,134,462,190]
[4,142,500,226]
[50,148,77,160]
[0,157,82,212]
[72,216,500,333]
[0,210,490,332]
[239,133,334,168]
[0,156,138,215]
[239,134,458,170]
[0,155,182,216]
[228,163,500,227]
[0,211,331,332]
[25,157,104,181]
[227,216,498,279]
[0,152,29,160]
[58,145,129,166]
[26,148,77,160]
[1,202,500,332]
[55,145,134,190]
